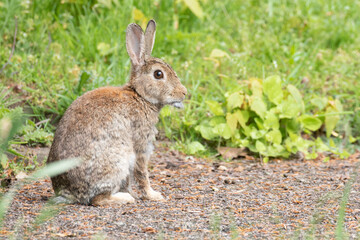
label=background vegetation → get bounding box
[1,0,359,174]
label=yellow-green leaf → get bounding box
[287,84,304,113]
[206,100,224,116]
[209,49,230,58]
[187,141,206,154]
[250,78,263,97]
[264,111,279,130]
[234,110,250,128]
[213,123,232,139]
[182,0,204,19]
[265,129,282,145]
[278,96,300,118]
[298,115,322,131]
[250,96,267,119]
[255,140,266,153]
[325,106,340,137]
[209,116,226,126]
[226,92,244,110]
[195,125,217,140]
[310,97,328,111]
[263,75,283,105]
[226,113,238,132]
[349,135,357,144]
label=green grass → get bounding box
[0,0,359,156]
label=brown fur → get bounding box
[47,20,186,206]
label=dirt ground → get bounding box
[1,144,359,239]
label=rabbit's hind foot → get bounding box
[91,192,135,206]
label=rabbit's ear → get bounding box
[144,20,156,57]
[126,23,145,66]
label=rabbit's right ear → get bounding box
[144,20,156,57]
[126,23,145,66]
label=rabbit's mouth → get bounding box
[170,101,184,109]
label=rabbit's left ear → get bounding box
[126,23,145,66]
[144,20,156,56]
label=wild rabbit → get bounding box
[47,20,187,206]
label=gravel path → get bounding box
[1,146,359,239]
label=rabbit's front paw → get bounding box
[145,188,165,201]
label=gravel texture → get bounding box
[1,146,359,239]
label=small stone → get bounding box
[195,164,204,169]
[173,194,184,199]
[218,165,228,171]
[15,171,28,180]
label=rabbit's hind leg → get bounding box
[91,192,135,206]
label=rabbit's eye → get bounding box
[154,70,164,79]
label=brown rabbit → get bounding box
[47,20,187,206]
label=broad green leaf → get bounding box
[226,113,238,132]
[187,141,206,154]
[209,116,226,126]
[254,117,264,130]
[255,140,266,153]
[242,125,252,137]
[210,49,230,58]
[213,123,232,139]
[349,135,357,144]
[233,110,250,128]
[285,118,300,134]
[206,100,224,116]
[285,132,313,153]
[325,106,339,137]
[266,129,282,145]
[305,152,318,160]
[226,92,244,110]
[195,125,217,140]
[250,78,263,97]
[250,97,267,119]
[264,111,279,130]
[315,137,330,152]
[250,128,266,139]
[263,75,283,105]
[237,139,250,147]
[182,0,204,19]
[310,97,328,111]
[278,96,300,118]
[298,115,322,131]
[287,84,304,113]
[267,144,287,157]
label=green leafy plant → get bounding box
[20,119,53,146]
[195,75,351,159]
